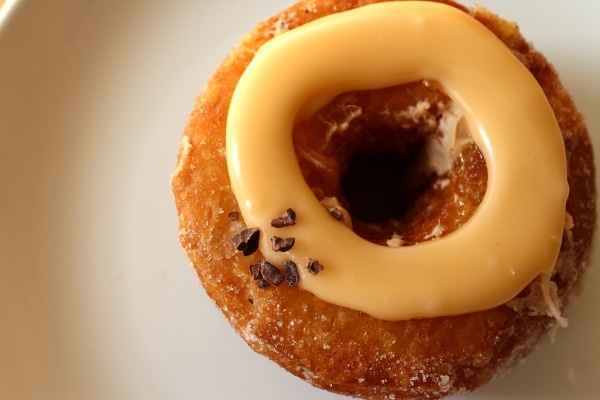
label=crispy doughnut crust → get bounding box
[171,1,596,399]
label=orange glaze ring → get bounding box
[226,2,568,321]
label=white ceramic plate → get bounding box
[1,0,599,399]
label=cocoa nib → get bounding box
[271,236,295,252]
[270,208,296,228]
[284,260,299,286]
[232,227,260,256]
[256,278,270,289]
[328,207,343,220]
[259,260,285,286]
[249,259,286,288]
[306,259,324,275]
[249,261,262,280]
[228,210,240,221]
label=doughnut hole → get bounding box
[293,81,488,245]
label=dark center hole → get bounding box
[340,140,432,223]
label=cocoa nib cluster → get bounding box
[230,208,324,289]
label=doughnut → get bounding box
[171,1,596,399]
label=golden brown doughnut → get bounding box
[171,1,596,398]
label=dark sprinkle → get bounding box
[228,210,240,221]
[248,298,254,304]
[271,236,295,252]
[232,227,260,256]
[306,259,324,275]
[328,207,343,221]
[270,208,297,228]
[256,278,270,289]
[284,260,299,286]
[260,260,285,286]
[249,261,262,280]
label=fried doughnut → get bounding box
[171,1,596,399]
